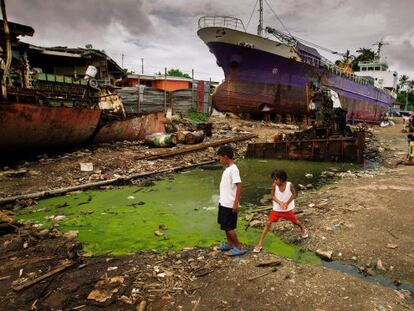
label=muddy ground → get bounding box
[0,116,413,311]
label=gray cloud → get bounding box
[387,39,414,74]
[7,0,153,37]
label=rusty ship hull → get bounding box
[0,103,165,152]
[0,103,101,152]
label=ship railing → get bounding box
[198,16,246,32]
[319,57,393,95]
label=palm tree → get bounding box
[335,50,355,73]
[351,48,376,71]
[399,75,410,110]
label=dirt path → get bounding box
[291,119,414,285]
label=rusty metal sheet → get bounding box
[0,103,101,152]
[213,79,308,115]
[246,133,364,163]
[93,112,165,143]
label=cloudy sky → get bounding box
[6,0,414,81]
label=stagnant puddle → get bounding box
[324,261,414,293]
[16,159,353,263]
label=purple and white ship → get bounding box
[197,1,397,121]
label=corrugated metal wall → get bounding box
[170,89,193,114]
[118,83,211,115]
[118,86,164,113]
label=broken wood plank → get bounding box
[249,205,273,213]
[134,133,257,161]
[255,259,282,268]
[247,268,278,281]
[12,261,74,292]
[0,160,216,205]
[193,268,214,278]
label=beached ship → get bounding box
[197,1,397,122]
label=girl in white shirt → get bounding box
[253,169,308,253]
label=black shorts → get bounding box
[217,204,237,231]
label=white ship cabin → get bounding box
[354,60,398,93]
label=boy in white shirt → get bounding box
[216,145,247,256]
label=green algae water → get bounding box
[16,159,355,263]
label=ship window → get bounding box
[375,67,380,70]
[362,68,366,71]
[369,67,373,71]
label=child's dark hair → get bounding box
[217,145,234,159]
[271,169,287,182]
[408,134,413,141]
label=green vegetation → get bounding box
[156,68,191,79]
[398,75,414,111]
[351,48,376,71]
[187,106,209,122]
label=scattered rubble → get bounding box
[0,117,413,310]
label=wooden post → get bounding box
[1,0,12,100]
[208,77,212,114]
[137,76,141,113]
[164,67,167,113]
[191,69,195,108]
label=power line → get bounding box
[246,0,259,31]
[261,1,344,56]
[263,0,292,36]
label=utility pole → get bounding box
[121,53,124,68]
[191,69,195,107]
[208,77,212,114]
[141,58,144,74]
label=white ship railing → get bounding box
[319,57,393,97]
[198,16,246,32]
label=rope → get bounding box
[263,0,292,36]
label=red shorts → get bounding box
[268,210,298,223]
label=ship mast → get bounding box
[257,0,264,36]
[373,40,389,61]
